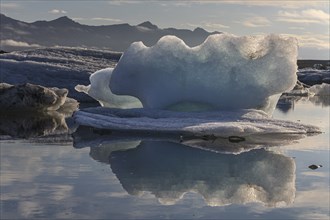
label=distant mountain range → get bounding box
[0,14,220,52]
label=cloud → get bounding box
[277,9,330,25]
[72,17,122,24]
[242,16,271,27]
[91,17,122,22]
[203,22,230,29]
[19,201,42,218]
[95,191,129,198]
[72,17,84,21]
[108,0,140,5]
[160,2,191,7]
[48,9,67,14]
[112,0,326,9]
[282,33,329,49]
[51,185,73,201]
[289,27,305,30]
[187,22,230,31]
[0,3,20,9]
[1,39,40,48]
[201,1,328,9]
[302,9,330,21]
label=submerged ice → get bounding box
[110,34,298,114]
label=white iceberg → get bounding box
[74,34,321,139]
[110,34,298,114]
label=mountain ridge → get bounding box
[0,13,221,52]
[31,16,81,27]
[137,21,158,29]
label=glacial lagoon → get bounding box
[0,98,329,219]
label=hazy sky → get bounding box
[1,0,329,59]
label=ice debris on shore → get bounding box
[298,66,330,85]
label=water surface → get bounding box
[1,99,329,219]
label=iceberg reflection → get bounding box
[76,135,296,207]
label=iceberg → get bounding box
[74,34,321,139]
[110,34,298,114]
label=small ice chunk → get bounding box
[75,68,142,108]
[308,83,330,96]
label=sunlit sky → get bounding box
[1,0,329,59]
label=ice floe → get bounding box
[74,107,320,139]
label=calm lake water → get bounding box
[1,98,329,219]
